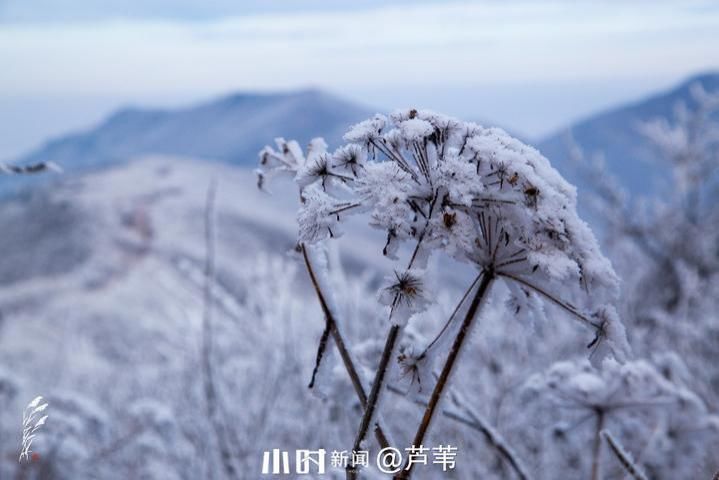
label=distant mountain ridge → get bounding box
[537,72,719,197]
[12,72,719,199]
[17,89,374,172]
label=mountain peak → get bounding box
[17,88,374,173]
[681,71,719,88]
[538,71,719,198]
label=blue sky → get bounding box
[1,1,717,160]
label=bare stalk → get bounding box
[590,410,605,480]
[420,272,483,359]
[446,388,530,480]
[201,180,239,479]
[347,324,401,479]
[388,384,530,480]
[300,245,390,450]
[497,272,601,330]
[348,195,440,480]
[396,268,495,480]
[601,430,648,480]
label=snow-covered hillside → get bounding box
[0,156,484,478]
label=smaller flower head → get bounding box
[378,270,431,326]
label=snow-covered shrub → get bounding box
[521,358,719,480]
[573,80,719,444]
[258,109,627,478]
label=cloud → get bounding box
[1,1,717,97]
[0,0,433,23]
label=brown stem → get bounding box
[602,430,647,480]
[590,410,605,480]
[396,268,495,480]
[497,271,601,330]
[347,324,401,480]
[420,272,483,359]
[446,388,530,480]
[388,385,529,480]
[308,322,331,389]
[301,244,390,450]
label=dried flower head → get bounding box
[259,108,626,357]
[523,357,718,480]
[378,270,431,325]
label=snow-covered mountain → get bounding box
[16,89,374,172]
[538,72,719,197]
[13,73,719,203]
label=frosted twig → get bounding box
[200,179,239,479]
[590,410,605,480]
[446,387,530,480]
[601,430,648,480]
[301,244,391,450]
[397,268,495,480]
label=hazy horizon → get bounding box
[1,0,717,160]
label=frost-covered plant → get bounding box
[258,109,627,478]
[522,358,719,480]
[601,430,648,480]
[574,82,719,412]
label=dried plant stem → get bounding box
[308,322,331,389]
[497,271,601,330]
[300,245,390,450]
[347,198,441,478]
[421,272,483,358]
[201,180,239,479]
[601,430,648,480]
[446,388,530,480]
[396,268,495,480]
[590,410,605,480]
[347,324,401,479]
[389,384,530,480]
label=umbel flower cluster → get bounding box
[523,358,719,480]
[259,109,625,345]
[257,109,629,478]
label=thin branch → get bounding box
[590,411,605,480]
[300,245,390,450]
[446,387,531,480]
[349,194,441,479]
[601,430,648,480]
[308,321,331,389]
[201,179,239,479]
[389,384,532,479]
[497,272,601,330]
[420,271,483,359]
[396,269,495,480]
[347,324,401,479]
